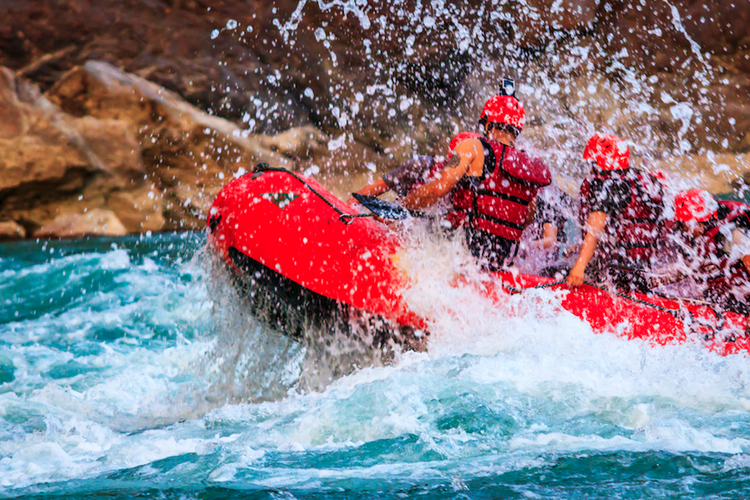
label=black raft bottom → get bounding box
[227,247,426,351]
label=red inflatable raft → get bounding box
[207,165,749,356]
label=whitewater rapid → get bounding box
[2,234,750,498]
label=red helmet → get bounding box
[478,95,524,133]
[674,189,718,223]
[583,134,630,171]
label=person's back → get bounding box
[578,168,665,265]
[442,137,551,269]
[703,201,750,310]
[568,134,666,291]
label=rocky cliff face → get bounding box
[0,61,328,238]
[1,0,749,238]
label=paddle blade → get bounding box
[351,193,410,220]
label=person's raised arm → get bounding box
[537,222,558,249]
[567,211,607,287]
[356,179,389,197]
[400,139,483,210]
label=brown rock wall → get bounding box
[35,208,128,238]
[1,0,750,237]
[0,61,329,237]
[0,221,26,241]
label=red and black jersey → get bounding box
[697,201,750,282]
[579,168,665,264]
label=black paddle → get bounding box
[351,193,413,220]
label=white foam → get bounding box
[5,231,750,491]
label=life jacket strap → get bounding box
[472,212,525,231]
[474,189,531,206]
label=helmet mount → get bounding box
[501,78,516,98]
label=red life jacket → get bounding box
[700,201,750,287]
[579,169,665,263]
[446,137,551,242]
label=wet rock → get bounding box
[737,53,750,74]
[0,221,26,240]
[513,0,600,46]
[0,61,330,237]
[34,208,128,238]
[106,187,165,233]
[673,1,750,56]
[0,72,23,139]
[600,1,750,75]
[0,67,161,234]
[0,68,99,228]
[258,125,328,159]
[47,61,292,228]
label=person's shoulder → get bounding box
[449,132,482,150]
[719,200,750,228]
[502,146,551,187]
[511,147,551,175]
[452,136,484,154]
[588,170,629,185]
[717,201,734,220]
[718,200,750,214]
[506,144,538,161]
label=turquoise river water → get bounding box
[2,233,750,498]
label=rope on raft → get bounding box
[252,163,371,224]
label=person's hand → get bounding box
[649,274,673,289]
[567,264,585,287]
[369,213,397,226]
